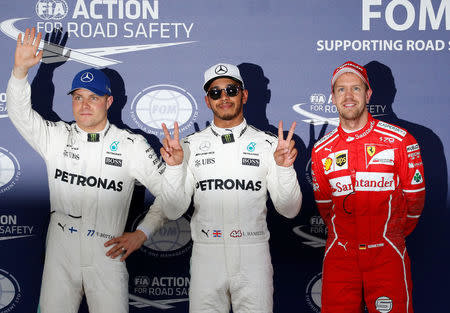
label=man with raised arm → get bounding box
[7,27,167,313]
[311,61,425,313]
[159,63,302,312]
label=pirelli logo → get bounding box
[105,157,123,167]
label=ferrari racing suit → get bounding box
[7,74,167,313]
[161,120,302,313]
[311,114,425,313]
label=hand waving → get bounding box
[14,27,43,79]
[274,121,298,167]
[160,122,184,166]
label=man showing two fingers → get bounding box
[160,63,302,313]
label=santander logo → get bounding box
[330,172,395,196]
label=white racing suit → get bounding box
[161,120,302,313]
[7,74,167,313]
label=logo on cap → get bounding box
[215,65,228,75]
[81,72,94,82]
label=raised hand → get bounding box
[274,121,298,167]
[160,122,184,166]
[14,27,43,79]
[42,27,70,67]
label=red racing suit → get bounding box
[311,114,425,313]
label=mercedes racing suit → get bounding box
[161,120,302,313]
[7,74,167,313]
[311,114,425,313]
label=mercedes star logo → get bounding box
[215,65,228,75]
[199,141,211,151]
[81,72,94,82]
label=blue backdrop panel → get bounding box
[0,1,448,312]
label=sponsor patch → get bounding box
[199,141,211,151]
[324,157,333,171]
[195,158,215,167]
[242,158,260,167]
[406,143,419,153]
[355,172,395,191]
[329,175,353,196]
[408,162,423,168]
[329,172,395,196]
[322,150,348,174]
[110,141,119,151]
[367,148,395,167]
[88,133,100,142]
[335,152,347,167]
[105,157,123,167]
[221,134,235,144]
[377,121,406,137]
[63,150,80,160]
[367,146,376,157]
[408,151,421,160]
[375,296,393,313]
[247,142,256,152]
[411,169,424,185]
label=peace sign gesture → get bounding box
[160,122,184,166]
[274,121,298,167]
[14,27,43,79]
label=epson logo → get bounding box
[105,157,123,167]
[242,158,260,167]
[363,0,450,31]
[195,179,262,191]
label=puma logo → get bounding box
[58,223,66,232]
[338,241,348,251]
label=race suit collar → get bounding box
[338,113,376,142]
[210,119,248,139]
[74,121,111,142]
